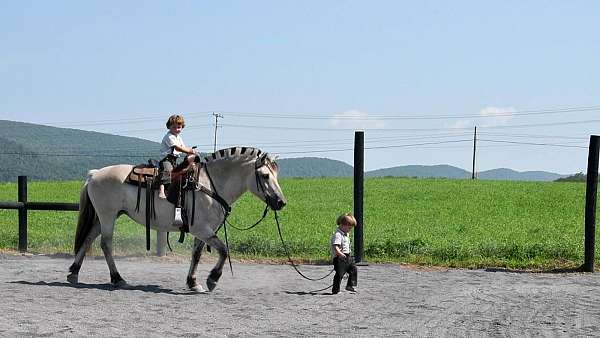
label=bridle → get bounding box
[203,155,334,283]
[201,154,278,216]
[198,155,279,274]
[254,155,280,201]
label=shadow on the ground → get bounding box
[8,280,204,295]
[284,290,333,296]
[484,265,585,274]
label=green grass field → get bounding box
[0,177,594,269]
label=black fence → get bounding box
[0,176,79,252]
[1,134,597,271]
[584,135,600,271]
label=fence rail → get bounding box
[2,134,597,270]
[0,176,166,255]
[0,201,79,211]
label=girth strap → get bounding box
[145,177,153,251]
[135,174,142,212]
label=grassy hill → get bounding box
[0,120,159,181]
[278,157,353,177]
[478,168,565,181]
[0,120,569,181]
[368,164,471,179]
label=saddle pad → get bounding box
[127,165,158,185]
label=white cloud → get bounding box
[479,106,516,127]
[329,110,386,130]
[450,106,516,129]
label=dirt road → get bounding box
[1,253,600,337]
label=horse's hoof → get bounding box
[190,285,206,293]
[113,280,129,288]
[207,277,217,292]
[67,273,78,284]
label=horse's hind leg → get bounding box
[67,222,100,284]
[186,238,206,292]
[99,219,127,287]
[203,235,227,292]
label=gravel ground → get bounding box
[2,253,600,337]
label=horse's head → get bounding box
[251,153,287,210]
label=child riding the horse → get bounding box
[158,114,198,199]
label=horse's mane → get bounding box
[201,146,268,164]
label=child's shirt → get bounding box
[330,227,351,258]
[160,131,185,157]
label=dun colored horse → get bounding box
[67,147,286,292]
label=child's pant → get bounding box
[332,255,357,293]
[159,155,177,185]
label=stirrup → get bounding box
[172,207,183,227]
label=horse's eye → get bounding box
[262,173,270,180]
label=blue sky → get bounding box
[2,1,599,174]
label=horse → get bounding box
[67,147,287,292]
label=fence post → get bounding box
[353,130,364,263]
[584,135,600,272]
[18,176,27,252]
[156,231,167,257]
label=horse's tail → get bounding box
[73,171,99,254]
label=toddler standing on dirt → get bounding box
[158,114,197,199]
[330,212,358,294]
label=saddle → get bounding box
[127,162,160,188]
[126,160,201,250]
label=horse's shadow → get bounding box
[284,290,333,296]
[484,266,585,274]
[9,280,203,295]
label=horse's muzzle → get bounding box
[267,195,287,210]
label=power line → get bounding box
[44,111,214,127]
[1,135,588,158]
[279,139,475,155]
[219,118,600,132]
[478,139,588,149]
[0,152,154,158]
[220,104,600,120]
[36,104,600,128]
[478,131,588,140]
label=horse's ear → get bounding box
[257,152,269,167]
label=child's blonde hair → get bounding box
[336,213,357,227]
[166,114,186,129]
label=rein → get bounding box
[189,157,333,283]
[273,210,335,282]
[226,205,269,231]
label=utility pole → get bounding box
[472,126,477,180]
[212,112,223,152]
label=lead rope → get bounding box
[273,210,334,281]
[226,205,269,231]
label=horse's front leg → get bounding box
[187,237,206,292]
[203,235,228,292]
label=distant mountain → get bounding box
[0,120,159,181]
[367,164,567,181]
[0,120,570,182]
[278,157,353,177]
[477,168,566,181]
[367,165,471,179]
